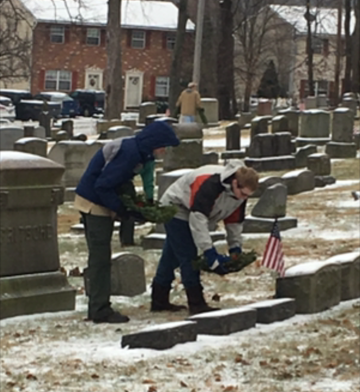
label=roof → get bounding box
[270,5,355,36]
[22,0,195,31]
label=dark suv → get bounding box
[69,89,105,117]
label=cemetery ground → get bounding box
[1,125,360,392]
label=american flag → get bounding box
[261,219,285,277]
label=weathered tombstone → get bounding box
[278,109,300,137]
[121,321,197,350]
[38,111,52,138]
[324,251,360,300]
[307,153,331,176]
[251,183,287,218]
[0,151,75,319]
[305,96,317,109]
[187,307,257,335]
[250,176,283,198]
[341,96,358,115]
[96,119,123,134]
[325,142,357,158]
[107,126,133,139]
[225,122,240,150]
[14,137,47,157]
[250,116,269,141]
[332,107,354,143]
[138,102,157,125]
[0,126,24,150]
[145,114,165,125]
[84,252,146,296]
[271,115,289,133]
[61,120,74,138]
[71,133,88,142]
[257,99,272,115]
[281,169,315,195]
[238,112,255,129]
[276,261,341,313]
[197,98,219,126]
[158,168,194,200]
[317,94,327,108]
[248,298,296,324]
[202,151,219,165]
[54,130,69,142]
[34,126,46,139]
[24,125,35,137]
[293,144,317,168]
[299,110,330,138]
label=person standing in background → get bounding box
[175,82,202,123]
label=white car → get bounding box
[0,95,16,122]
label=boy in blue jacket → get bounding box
[74,122,180,324]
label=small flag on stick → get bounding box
[261,219,285,277]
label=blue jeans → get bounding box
[153,218,200,289]
[179,115,195,123]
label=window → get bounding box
[86,28,100,46]
[50,26,65,43]
[312,37,323,54]
[45,70,72,91]
[131,30,145,49]
[166,34,176,50]
[155,77,170,97]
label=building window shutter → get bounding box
[145,31,151,49]
[101,29,107,47]
[162,32,167,49]
[64,26,70,43]
[127,29,132,47]
[150,75,156,98]
[72,71,78,90]
[38,69,45,91]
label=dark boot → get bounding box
[185,285,220,315]
[150,282,187,312]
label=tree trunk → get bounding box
[344,0,352,92]
[305,1,315,97]
[217,0,236,120]
[105,0,122,119]
[243,75,252,113]
[353,0,360,93]
[168,0,188,116]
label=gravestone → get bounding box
[197,98,219,126]
[202,151,219,165]
[257,99,272,115]
[294,144,317,168]
[38,111,52,138]
[251,183,287,218]
[54,130,69,142]
[307,153,331,175]
[107,126,133,139]
[84,252,146,296]
[0,151,75,319]
[248,298,296,324]
[14,137,47,157]
[61,120,74,138]
[96,119,123,134]
[225,122,241,150]
[0,126,24,150]
[305,96,317,109]
[250,116,269,141]
[238,112,255,130]
[187,307,257,335]
[299,110,330,138]
[341,96,358,115]
[281,169,315,195]
[271,115,289,133]
[24,125,35,137]
[138,102,157,125]
[324,252,360,300]
[250,176,283,198]
[278,109,300,137]
[34,126,46,139]
[121,321,197,350]
[276,261,341,313]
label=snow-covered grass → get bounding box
[1,127,360,391]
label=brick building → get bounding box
[24,0,195,109]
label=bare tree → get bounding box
[0,0,33,87]
[353,0,360,93]
[105,0,122,119]
[168,0,188,116]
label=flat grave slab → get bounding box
[187,307,257,335]
[243,216,297,233]
[247,298,296,324]
[121,321,197,350]
[276,261,341,314]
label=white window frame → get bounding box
[50,25,65,44]
[45,70,72,91]
[166,34,176,50]
[131,30,146,49]
[155,76,170,98]
[86,28,100,46]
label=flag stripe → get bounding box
[261,220,285,277]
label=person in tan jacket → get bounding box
[176,82,202,123]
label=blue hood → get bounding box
[135,121,180,160]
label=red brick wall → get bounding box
[31,23,194,104]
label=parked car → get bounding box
[69,89,105,117]
[0,89,61,121]
[34,91,79,117]
[0,96,16,122]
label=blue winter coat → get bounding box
[75,121,180,213]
